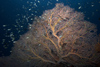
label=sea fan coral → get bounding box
[0,3,100,67]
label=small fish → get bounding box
[58,15,69,21]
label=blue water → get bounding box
[0,0,100,56]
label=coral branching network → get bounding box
[0,3,100,67]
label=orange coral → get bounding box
[0,3,100,67]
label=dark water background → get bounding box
[0,0,100,56]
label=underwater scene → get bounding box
[0,0,100,67]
